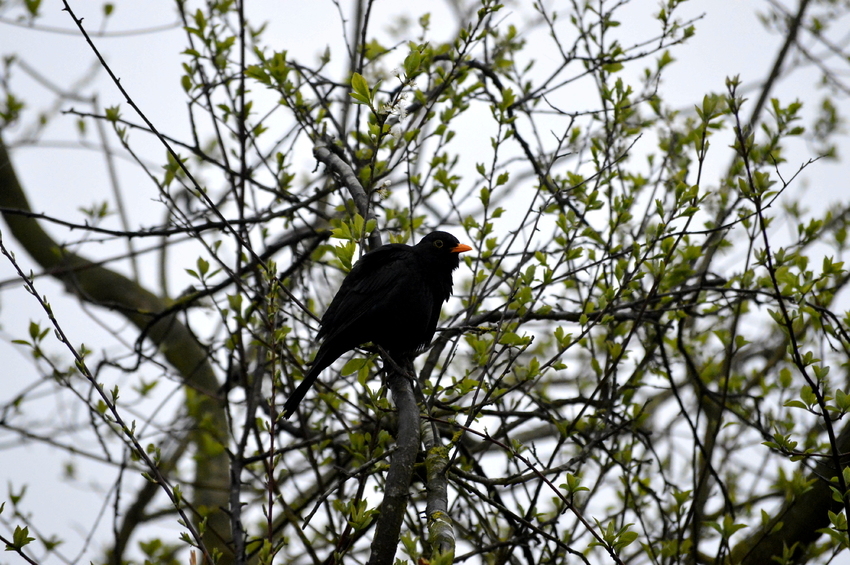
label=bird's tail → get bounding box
[281,371,319,419]
[282,344,340,419]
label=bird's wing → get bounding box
[317,244,411,341]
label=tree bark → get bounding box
[731,421,850,564]
[367,361,421,565]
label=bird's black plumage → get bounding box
[283,231,471,418]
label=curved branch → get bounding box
[0,136,233,565]
[731,420,850,564]
[313,143,382,249]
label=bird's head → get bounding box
[415,231,472,270]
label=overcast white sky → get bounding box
[1,0,849,562]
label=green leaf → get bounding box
[341,357,369,376]
[197,257,210,277]
[24,0,41,17]
[7,525,35,550]
[349,92,371,106]
[560,472,589,494]
[105,105,121,123]
[403,50,421,78]
[351,73,369,99]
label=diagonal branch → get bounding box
[731,419,850,564]
[0,136,233,565]
[313,143,382,249]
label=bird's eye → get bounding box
[434,240,444,248]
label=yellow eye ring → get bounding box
[434,240,444,248]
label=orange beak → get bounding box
[451,243,472,253]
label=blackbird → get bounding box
[283,231,471,418]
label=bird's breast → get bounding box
[366,276,444,353]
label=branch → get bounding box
[746,0,812,130]
[424,440,455,560]
[731,420,850,564]
[313,142,382,249]
[0,135,233,564]
[367,359,421,565]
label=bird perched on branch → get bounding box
[283,231,471,419]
